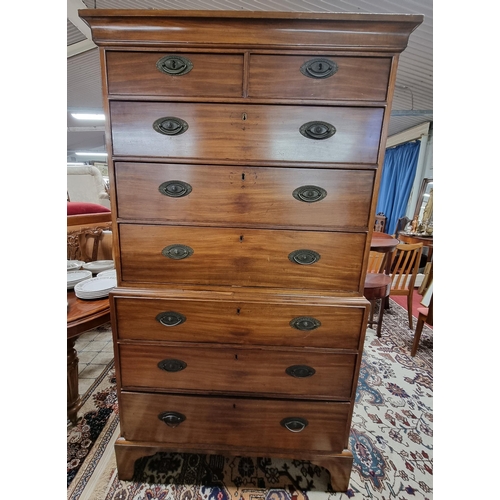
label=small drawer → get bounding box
[119,391,351,454]
[115,162,374,230]
[106,52,244,97]
[118,344,357,399]
[118,224,366,292]
[248,55,391,101]
[112,293,366,350]
[110,101,384,164]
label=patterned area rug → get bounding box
[67,299,433,500]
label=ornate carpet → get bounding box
[67,299,433,500]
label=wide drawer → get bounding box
[109,101,384,164]
[115,162,374,230]
[118,343,356,399]
[248,54,391,101]
[112,294,366,350]
[119,391,350,453]
[118,224,366,291]
[106,52,244,97]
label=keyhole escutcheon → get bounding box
[242,112,247,121]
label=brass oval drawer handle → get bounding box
[280,417,309,433]
[156,311,186,327]
[162,244,194,260]
[157,359,187,372]
[289,316,321,331]
[288,249,321,265]
[153,117,189,136]
[158,180,192,198]
[299,121,336,140]
[292,185,327,203]
[158,411,186,428]
[156,55,193,76]
[285,365,316,378]
[300,57,338,79]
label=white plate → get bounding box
[97,269,117,278]
[74,276,116,299]
[82,260,115,273]
[67,270,92,289]
[67,260,85,270]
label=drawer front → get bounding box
[106,52,244,97]
[119,344,356,399]
[248,55,391,101]
[115,162,374,230]
[119,391,350,453]
[113,295,365,350]
[118,224,366,291]
[110,101,384,164]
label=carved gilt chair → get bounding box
[67,212,113,263]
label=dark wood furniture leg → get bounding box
[67,337,82,425]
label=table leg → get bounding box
[67,337,82,425]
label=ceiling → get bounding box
[67,0,433,164]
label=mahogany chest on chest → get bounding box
[80,9,422,491]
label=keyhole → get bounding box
[242,173,245,181]
[236,308,241,315]
[239,235,244,242]
[234,354,238,360]
[172,60,177,69]
[318,62,322,71]
[242,112,247,121]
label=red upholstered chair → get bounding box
[411,294,433,356]
[67,201,111,216]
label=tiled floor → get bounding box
[75,324,114,395]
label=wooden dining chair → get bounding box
[364,250,392,338]
[411,294,433,356]
[389,242,424,329]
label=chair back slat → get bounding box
[367,251,386,273]
[390,243,423,292]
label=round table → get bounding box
[67,290,110,424]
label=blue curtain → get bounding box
[376,140,421,235]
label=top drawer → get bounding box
[106,52,244,97]
[248,55,391,101]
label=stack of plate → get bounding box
[82,260,115,274]
[67,260,85,271]
[67,270,92,289]
[74,276,117,299]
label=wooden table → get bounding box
[67,290,110,424]
[370,232,399,275]
[398,232,433,260]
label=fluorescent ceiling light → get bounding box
[71,113,105,120]
[75,152,108,156]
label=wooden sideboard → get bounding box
[80,10,422,491]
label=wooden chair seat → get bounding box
[364,273,392,338]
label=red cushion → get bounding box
[67,202,111,216]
